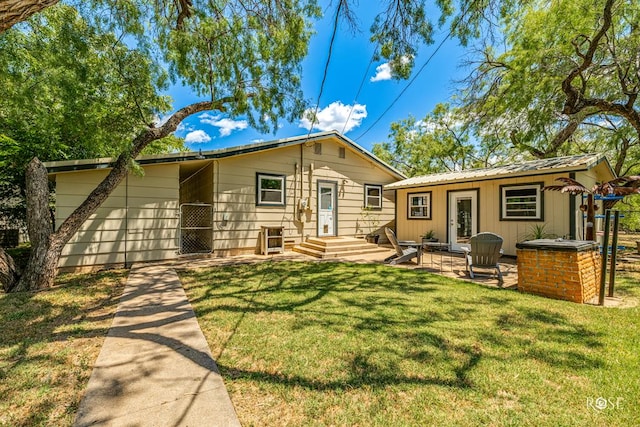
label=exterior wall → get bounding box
[213,137,398,254]
[53,136,400,266]
[395,172,576,256]
[56,164,179,268]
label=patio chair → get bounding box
[384,227,419,265]
[462,232,504,284]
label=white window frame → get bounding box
[501,183,543,220]
[408,192,432,219]
[364,184,383,209]
[256,173,286,206]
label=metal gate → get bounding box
[179,203,214,254]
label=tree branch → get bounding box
[0,0,59,33]
[561,0,615,114]
[54,98,235,242]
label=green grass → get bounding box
[180,261,640,427]
[0,270,127,427]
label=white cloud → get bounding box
[299,101,367,133]
[370,56,412,82]
[370,63,392,82]
[184,130,211,144]
[199,113,248,137]
[251,138,265,143]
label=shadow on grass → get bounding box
[181,261,609,396]
[218,341,482,391]
[0,270,126,426]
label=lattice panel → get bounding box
[180,204,213,254]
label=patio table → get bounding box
[422,241,452,272]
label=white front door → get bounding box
[449,190,478,252]
[318,181,337,237]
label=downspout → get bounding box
[294,162,298,218]
[300,144,304,201]
[214,160,219,251]
[569,172,576,239]
[124,173,129,268]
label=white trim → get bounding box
[408,192,431,219]
[501,184,542,220]
[364,184,383,209]
[257,173,285,206]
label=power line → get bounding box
[341,46,378,134]
[354,1,477,142]
[305,1,344,140]
[354,33,452,142]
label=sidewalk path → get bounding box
[74,265,240,427]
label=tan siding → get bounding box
[54,135,400,266]
[213,138,398,252]
[56,164,179,268]
[396,172,576,256]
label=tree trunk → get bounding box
[0,0,60,34]
[16,236,64,291]
[14,101,228,292]
[15,158,56,291]
[0,248,20,292]
[585,193,595,241]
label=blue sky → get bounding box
[169,4,470,153]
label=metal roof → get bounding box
[44,130,406,180]
[385,153,613,190]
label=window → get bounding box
[338,146,346,159]
[314,143,322,154]
[256,173,286,206]
[364,184,382,209]
[408,192,432,219]
[501,183,543,220]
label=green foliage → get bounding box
[618,198,640,232]
[522,223,555,241]
[461,0,640,166]
[0,5,180,224]
[373,103,500,176]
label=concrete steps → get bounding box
[292,236,389,259]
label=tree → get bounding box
[0,0,60,33]
[460,0,640,163]
[1,1,523,292]
[372,103,513,177]
[2,1,317,292]
[0,6,183,230]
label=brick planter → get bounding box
[516,240,601,304]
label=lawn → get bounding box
[180,261,640,426]
[0,270,127,427]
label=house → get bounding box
[44,131,404,270]
[385,154,616,256]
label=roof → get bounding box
[44,130,406,180]
[385,153,614,190]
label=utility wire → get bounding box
[341,46,378,134]
[354,33,452,141]
[354,1,477,142]
[305,1,344,140]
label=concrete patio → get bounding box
[166,245,518,289]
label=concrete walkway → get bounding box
[74,265,240,427]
